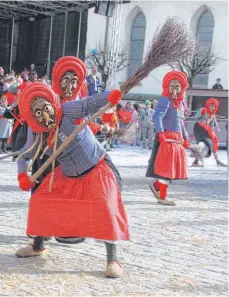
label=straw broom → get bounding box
[30,17,196,184]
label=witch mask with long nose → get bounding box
[52,56,86,102]
[60,71,78,99]
[18,82,62,134]
[31,97,56,130]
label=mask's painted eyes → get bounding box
[169,85,181,92]
[35,110,42,117]
[62,78,69,84]
[72,79,77,84]
[44,105,51,112]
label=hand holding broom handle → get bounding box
[30,102,112,183]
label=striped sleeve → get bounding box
[153,97,169,133]
[62,92,110,119]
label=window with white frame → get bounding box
[128,12,146,77]
[193,9,214,87]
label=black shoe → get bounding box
[149,183,159,199]
[55,237,86,244]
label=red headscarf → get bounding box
[205,98,219,115]
[162,71,188,109]
[18,82,62,134]
[52,56,86,103]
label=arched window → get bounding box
[128,12,146,77]
[193,9,214,87]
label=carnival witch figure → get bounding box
[146,71,190,206]
[52,56,119,243]
[15,83,128,278]
[191,98,227,167]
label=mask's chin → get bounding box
[170,93,181,100]
[47,122,57,129]
[40,117,56,130]
[64,94,73,98]
[171,96,179,100]
[62,88,75,98]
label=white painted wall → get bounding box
[86,1,228,93]
[86,9,107,53]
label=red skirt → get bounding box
[154,131,187,179]
[27,159,129,241]
[198,121,219,152]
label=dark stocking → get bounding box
[33,236,45,251]
[105,242,118,263]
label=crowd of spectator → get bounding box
[1,62,225,155]
[85,67,159,149]
[110,99,158,149]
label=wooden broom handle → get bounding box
[166,139,183,144]
[7,109,24,125]
[30,102,112,183]
[0,150,20,161]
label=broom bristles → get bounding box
[113,122,138,143]
[120,17,196,95]
[189,144,205,163]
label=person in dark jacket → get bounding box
[86,67,101,96]
[212,78,223,90]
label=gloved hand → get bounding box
[74,118,83,125]
[108,90,122,105]
[157,132,167,145]
[183,139,191,149]
[18,172,34,191]
[201,108,207,116]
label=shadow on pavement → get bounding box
[0,184,21,192]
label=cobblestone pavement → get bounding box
[0,147,228,296]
